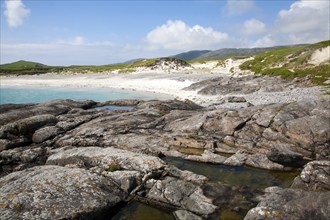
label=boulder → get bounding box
[291,160,330,191]
[32,126,60,143]
[245,153,284,170]
[0,165,126,220]
[146,176,217,216]
[244,187,330,220]
[267,148,303,167]
[0,115,58,150]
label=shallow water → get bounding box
[113,157,300,220]
[112,201,174,220]
[163,157,299,189]
[0,86,170,104]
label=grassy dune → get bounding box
[239,40,330,85]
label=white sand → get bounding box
[1,57,326,108]
[309,46,330,65]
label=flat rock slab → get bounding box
[46,146,166,173]
[0,165,126,220]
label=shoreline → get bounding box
[0,71,221,104]
[1,71,327,108]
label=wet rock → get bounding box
[0,165,126,220]
[291,160,330,191]
[267,148,304,167]
[173,210,203,220]
[146,176,217,216]
[244,187,330,220]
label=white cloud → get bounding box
[276,0,330,43]
[146,20,229,51]
[251,35,276,48]
[227,0,255,16]
[4,0,30,28]
[241,18,266,36]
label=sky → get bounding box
[0,0,329,65]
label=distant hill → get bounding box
[122,58,145,64]
[0,60,63,75]
[172,50,211,60]
[198,47,283,60]
[0,60,49,70]
[172,47,298,61]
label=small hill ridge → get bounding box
[239,40,330,85]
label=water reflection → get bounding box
[111,157,300,220]
[112,201,174,220]
[163,157,300,189]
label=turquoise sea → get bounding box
[0,86,170,104]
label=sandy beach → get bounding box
[1,69,326,108]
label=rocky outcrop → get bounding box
[146,177,216,215]
[0,165,126,220]
[184,75,312,95]
[0,98,329,219]
[244,160,330,220]
[291,160,330,191]
[2,99,328,173]
[0,146,217,219]
[45,147,216,217]
[244,187,330,220]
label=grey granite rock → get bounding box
[0,165,126,220]
[146,176,217,216]
[244,187,330,220]
[291,160,330,191]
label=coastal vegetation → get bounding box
[1,41,329,85]
[239,40,330,85]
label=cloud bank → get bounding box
[4,0,30,28]
[241,18,266,36]
[146,20,229,50]
[276,0,330,44]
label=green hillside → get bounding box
[0,60,63,75]
[239,40,330,85]
[173,50,211,60]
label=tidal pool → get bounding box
[111,157,300,220]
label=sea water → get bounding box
[0,86,171,104]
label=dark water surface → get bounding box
[112,157,300,220]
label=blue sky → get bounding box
[1,0,329,65]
